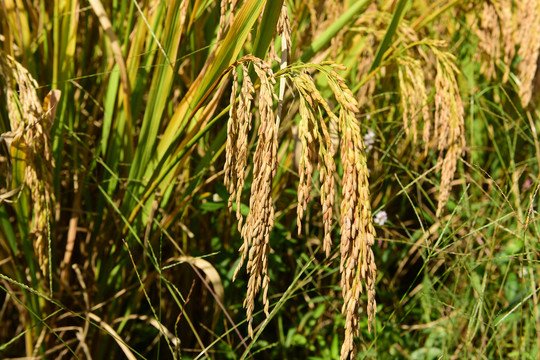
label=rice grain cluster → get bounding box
[226,60,378,359]
[0,54,56,276]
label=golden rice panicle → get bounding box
[293,74,319,232]
[234,64,255,227]
[217,0,238,41]
[307,0,342,42]
[327,69,360,113]
[295,71,342,146]
[328,2,345,58]
[350,6,389,107]
[224,64,255,229]
[224,67,239,211]
[277,3,292,64]
[0,54,55,276]
[338,110,377,360]
[315,108,337,257]
[233,59,277,338]
[473,1,515,82]
[298,72,340,124]
[310,72,337,257]
[293,71,337,256]
[432,48,465,217]
[318,123,336,258]
[269,3,292,67]
[296,96,316,236]
[515,0,540,106]
[398,56,430,144]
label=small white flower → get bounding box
[518,267,529,278]
[364,129,375,152]
[374,211,388,226]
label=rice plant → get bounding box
[1,0,539,359]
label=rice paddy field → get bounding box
[0,0,539,359]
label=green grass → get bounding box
[0,0,539,359]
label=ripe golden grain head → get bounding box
[229,57,277,338]
[277,3,292,64]
[296,65,378,359]
[296,96,316,236]
[0,54,56,276]
[227,60,378,354]
[338,109,377,360]
[398,56,430,144]
[225,63,255,230]
[293,70,338,257]
[224,67,239,211]
[431,47,465,217]
[473,0,540,105]
[516,0,540,106]
[217,0,238,41]
[474,1,509,81]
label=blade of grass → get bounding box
[89,0,133,157]
[251,0,284,60]
[0,204,18,255]
[368,0,410,73]
[156,0,268,153]
[127,0,186,202]
[299,0,374,62]
[126,0,268,221]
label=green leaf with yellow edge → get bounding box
[126,0,270,224]
[156,0,268,152]
[252,0,284,60]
